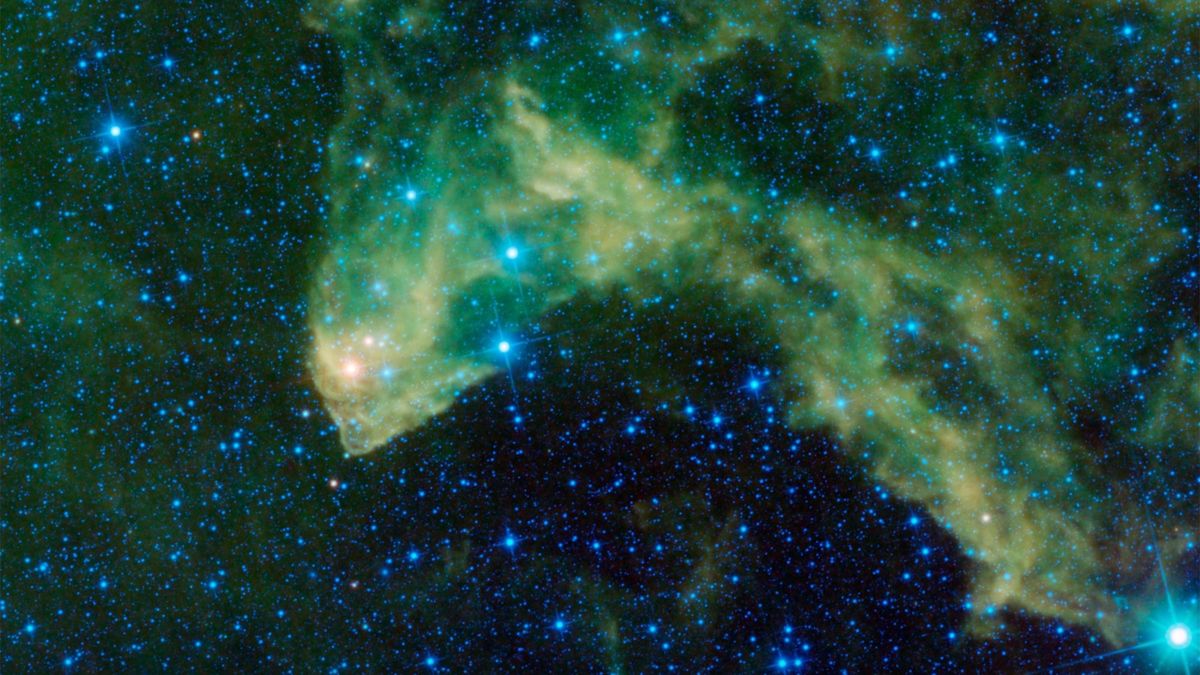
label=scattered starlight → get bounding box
[7,0,1195,673]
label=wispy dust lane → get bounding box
[305,0,1199,643]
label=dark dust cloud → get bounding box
[3,0,1198,672]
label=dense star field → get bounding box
[3,0,1198,672]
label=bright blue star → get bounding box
[110,125,122,137]
[1167,623,1191,649]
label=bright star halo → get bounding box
[1166,623,1191,650]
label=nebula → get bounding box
[307,0,1197,642]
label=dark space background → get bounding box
[2,1,1197,672]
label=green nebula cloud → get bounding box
[306,0,1198,641]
